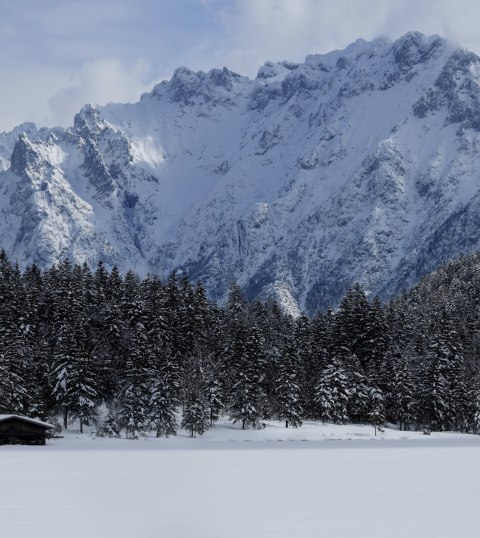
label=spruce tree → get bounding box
[383,348,416,430]
[118,321,150,438]
[275,332,303,428]
[367,386,385,435]
[182,397,209,437]
[205,373,224,427]
[314,375,334,424]
[148,348,179,437]
[315,357,350,425]
[230,326,266,429]
[181,353,209,437]
[346,356,370,424]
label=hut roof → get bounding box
[0,415,54,429]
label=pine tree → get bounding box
[296,314,320,419]
[181,353,209,437]
[465,375,480,434]
[0,257,29,414]
[315,357,350,425]
[275,332,303,428]
[19,265,47,417]
[97,409,121,438]
[419,312,464,431]
[118,323,150,438]
[205,373,224,427]
[0,351,28,414]
[363,297,390,383]
[346,356,370,424]
[182,398,209,437]
[367,386,385,435]
[69,354,98,434]
[115,269,152,439]
[418,354,449,431]
[119,382,147,439]
[148,349,179,437]
[333,284,370,362]
[314,375,334,424]
[88,262,122,402]
[229,325,266,429]
[383,349,416,430]
[51,323,78,429]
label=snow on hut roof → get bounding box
[0,415,54,429]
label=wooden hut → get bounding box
[0,415,54,445]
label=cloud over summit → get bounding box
[1,0,479,132]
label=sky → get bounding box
[1,0,480,132]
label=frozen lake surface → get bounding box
[2,421,480,537]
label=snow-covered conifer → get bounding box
[367,386,385,435]
[275,332,303,428]
[315,357,350,425]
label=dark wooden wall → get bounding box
[0,418,49,445]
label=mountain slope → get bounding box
[2,31,480,314]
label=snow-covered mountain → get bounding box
[2,31,480,314]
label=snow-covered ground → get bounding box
[2,421,480,537]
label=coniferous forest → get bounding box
[1,249,480,438]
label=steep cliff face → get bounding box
[2,32,480,314]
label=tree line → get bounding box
[0,249,479,437]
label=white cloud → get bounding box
[48,59,158,127]
[2,0,480,132]
[204,0,480,76]
[0,67,67,133]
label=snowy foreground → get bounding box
[2,421,480,538]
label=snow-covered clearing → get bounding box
[2,421,480,538]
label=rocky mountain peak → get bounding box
[1,32,480,315]
[147,65,250,106]
[10,134,41,178]
[391,31,447,70]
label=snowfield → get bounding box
[2,421,480,537]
